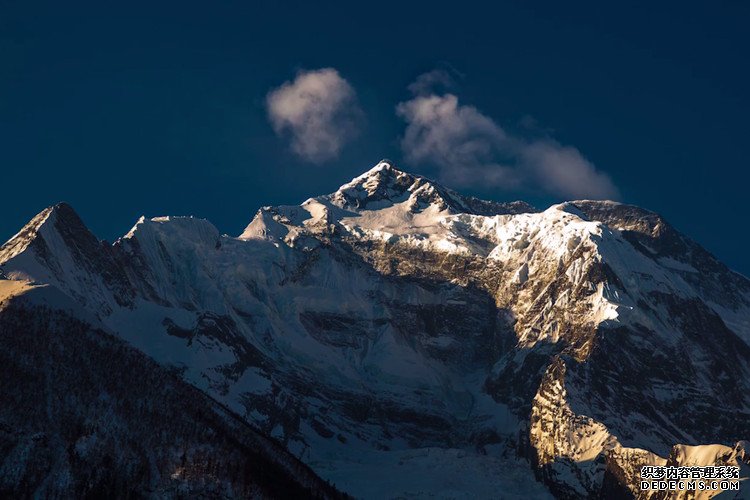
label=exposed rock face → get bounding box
[1,161,748,498]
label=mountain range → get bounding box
[1,160,748,498]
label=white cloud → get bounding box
[267,68,362,163]
[407,68,457,96]
[396,75,619,200]
[520,140,619,200]
[396,94,520,188]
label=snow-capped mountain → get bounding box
[1,160,748,498]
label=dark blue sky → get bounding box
[1,1,748,274]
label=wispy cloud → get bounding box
[396,73,619,200]
[407,68,459,96]
[267,68,362,163]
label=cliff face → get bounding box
[1,161,748,498]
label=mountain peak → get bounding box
[51,201,77,214]
[334,160,417,200]
[326,160,535,216]
[0,202,103,279]
[365,158,399,175]
[239,161,535,243]
[356,158,400,176]
[0,202,85,266]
